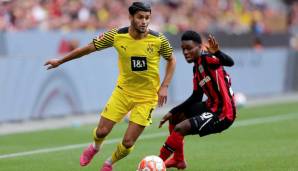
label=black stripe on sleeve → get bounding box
[159,34,173,60]
[92,28,117,50]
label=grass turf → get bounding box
[0,101,298,171]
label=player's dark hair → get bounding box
[181,30,202,44]
[129,1,151,15]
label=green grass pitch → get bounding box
[1,101,298,171]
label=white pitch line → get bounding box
[0,132,167,159]
[0,113,297,159]
[232,112,298,127]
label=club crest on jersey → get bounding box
[147,43,154,54]
[198,65,204,73]
[120,45,127,51]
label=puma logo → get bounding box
[120,45,127,51]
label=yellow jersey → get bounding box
[93,27,173,101]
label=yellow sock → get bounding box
[111,143,134,164]
[93,128,105,150]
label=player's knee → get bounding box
[173,125,183,133]
[122,138,135,148]
[96,127,110,138]
[174,121,191,136]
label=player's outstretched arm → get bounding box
[158,55,176,107]
[206,34,234,67]
[44,43,97,70]
[213,50,234,67]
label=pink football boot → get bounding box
[80,144,98,166]
[100,161,113,171]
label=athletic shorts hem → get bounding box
[100,113,121,123]
[130,119,151,127]
[189,114,234,137]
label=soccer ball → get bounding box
[137,155,166,171]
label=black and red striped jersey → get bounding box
[193,51,236,121]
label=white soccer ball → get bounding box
[235,92,247,107]
[137,155,166,171]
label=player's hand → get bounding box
[206,34,220,54]
[159,112,172,128]
[157,85,168,107]
[44,58,62,70]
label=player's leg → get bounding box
[93,116,116,150]
[80,88,130,167]
[117,122,145,161]
[100,101,156,171]
[103,122,145,167]
[169,112,187,130]
[163,102,207,169]
[164,112,187,168]
[160,112,215,162]
[80,117,116,166]
[160,111,233,163]
[159,117,191,162]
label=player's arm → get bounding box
[44,28,117,70]
[213,50,234,67]
[44,43,96,70]
[158,55,176,107]
[206,34,234,67]
[159,89,203,128]
[170,89,203,115]
[158,34,176,107]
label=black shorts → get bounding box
[186,102,234,137]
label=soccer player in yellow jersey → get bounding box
[44,2,176,171]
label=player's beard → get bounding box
[132,19,147,33]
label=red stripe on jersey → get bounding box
[214,67,235,120]
[194,56,236,121]
[193,62,214,106]
[205,55,220,65]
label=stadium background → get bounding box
[0,0,298,122]
[0,0,298,170]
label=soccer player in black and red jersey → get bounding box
[158,30,236,170]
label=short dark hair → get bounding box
[129,1,151,15]
[181,30,202,44]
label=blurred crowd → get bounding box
[0,0,296,35]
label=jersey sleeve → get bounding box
[214,50,234,67]
[159,34,173,60]
[203,51,234,67]
[92,28,117,50]
[205,55,220,65]
[169,89,203,115]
